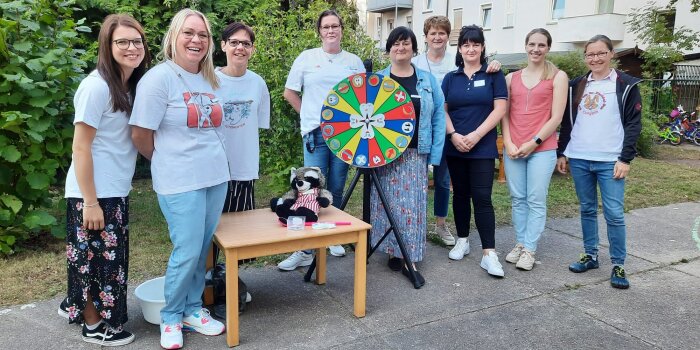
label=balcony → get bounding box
[367,0,412,13]
[557,13,626,43]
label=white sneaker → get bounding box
[245,292,252,303]
[182,308,225,336]
[480,251,505,277]
[448,238,470,260]
[435,224,456,246]
[277,251,313,271]
[328,245,346,257]
[160,323,183,349]
[505,243,524,264]
[516,249,536,271]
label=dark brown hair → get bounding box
[96,14,151,115]
[316,9,344,34]
[221,22,255,43]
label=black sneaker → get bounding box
[82,322,135,347]
[568,253,599,273]
[610,265,630,289]
[57,297,70,319]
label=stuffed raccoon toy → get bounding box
[270,167,333,224]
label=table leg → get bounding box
[353,230,367,317]
[204,244,215,306]
[224,249,239,347]
[315,247,327,285]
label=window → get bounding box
[551,0,566,20]
[387,19,394,32]
[407,15,412,30]
[482,5,492,29]
[449,8,463,46]
[376,17,381,40]
[597,0,614,14]
[504,0,515,27]
[655,9,676,43]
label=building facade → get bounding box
[365,0,700,57]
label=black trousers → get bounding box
[446,157,496,249]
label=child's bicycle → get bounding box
[656,106,684,145]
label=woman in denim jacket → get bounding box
[371,26,445,287]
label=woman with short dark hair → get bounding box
[371,26,445,287]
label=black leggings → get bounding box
[446,157,496,249]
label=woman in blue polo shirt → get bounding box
[442,25,507,277]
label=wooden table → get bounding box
[213,206,371,347]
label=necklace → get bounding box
[321,48,342,63]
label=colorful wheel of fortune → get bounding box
[320,73,416,168]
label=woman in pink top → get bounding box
[501,28,568,270]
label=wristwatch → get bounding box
[447,131,456,140]
[532,136,542,145]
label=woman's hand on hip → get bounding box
[83,205,105,231]
[613,161,630,179]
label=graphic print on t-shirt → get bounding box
[184,92,223,128]
[579,91,607,116]
[222,100,253,128]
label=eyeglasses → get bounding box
[181,30,210,41]
[227,39,253,49]
[584,51,610,60]
[320,24,341,32]
[113,38,144,50]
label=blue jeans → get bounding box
[433,152,450,218]
[157,182,227,324]
[504,150,556,252]
[303,128,349,207]
[568,158,627,265]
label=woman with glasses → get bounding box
[130,8,229,349]
[501,28,568,271]
[61,14,149,346]
[442,25,507,277]
[556,34,642,290]
[279,9,364,271]
[371,27,445,287]
[216,21,270,310]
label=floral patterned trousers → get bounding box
[65,197,129,329]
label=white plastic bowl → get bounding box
[134,276,165,325]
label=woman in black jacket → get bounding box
[555,34,642,290]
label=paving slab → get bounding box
[547,202,700,265]
[670,258,700,277]
[366,294,655,350]
[553,267,700,350]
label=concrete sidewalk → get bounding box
[1,202,699,349]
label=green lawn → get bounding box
[1,148,699,307]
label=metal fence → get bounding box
[644,65,700,118]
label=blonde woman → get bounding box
[130,8,229,349]
[502,28,568,270]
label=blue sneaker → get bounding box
[569,254,599,273]
[610,265,630,289]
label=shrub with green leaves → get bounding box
[0,0,89,254]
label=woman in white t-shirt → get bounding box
[62,14,150,346]
[216,21,271,311]
[130,9,229,349]
[279,10,365,270]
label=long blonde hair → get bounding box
[525,28,557,80]
[159,8,219,89]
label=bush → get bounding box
[637,83,657,158]
[548,51,589,79]
[0,0,89,254]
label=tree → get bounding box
[626,1,700,77]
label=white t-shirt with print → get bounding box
[285,48,364,136]
[65,71,137,198]
[412,51,457,84]
[129,61,230,195]
[564,70,623,162]
[216,69,270,181]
